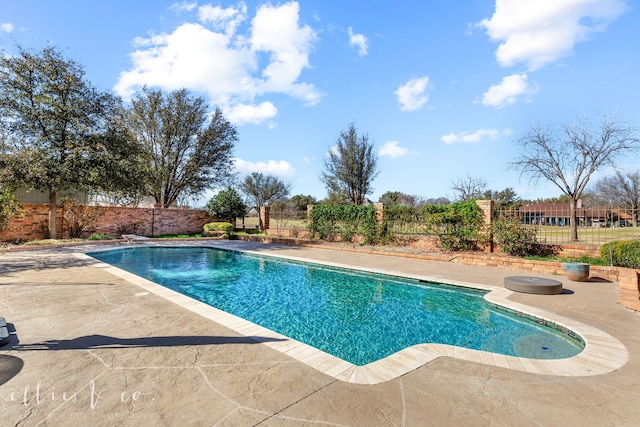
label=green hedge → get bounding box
[307,204,389,244]
[600,240,640,269]
[88,233,115,241]
[307,201,486,250]
[424,202,485,251]
[203,222,234,235]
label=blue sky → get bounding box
[1,0,638,206]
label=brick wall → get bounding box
[0,204,216,241]
[0,204,54,241]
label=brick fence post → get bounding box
[475,199,494,252]
[260,206,270,231]
[373,202,384,224]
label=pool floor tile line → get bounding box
[75,245,630,384]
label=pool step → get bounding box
[0,317,9,347]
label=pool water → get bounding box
[90,247,584,365]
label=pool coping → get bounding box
[76,243,629,385]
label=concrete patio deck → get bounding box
[0,240,639,426]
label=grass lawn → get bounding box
[535,225,640,244]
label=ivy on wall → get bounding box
[308,201,487,250]
[307,204,390,244]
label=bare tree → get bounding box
[321,123,379,205]
[451,176,487,202]
[511,115,639,241]
[592,170,640,226]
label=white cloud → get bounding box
[249,2,320,104]
[379,141,408,158]
[114,2,321,125]
[348,27,368,57]
[441,128,511,144]
[116,22,255,99]
[198,2,247,36]
[169,1,197,13]
[477,0,627,70]
[225,101,277,125]
[233,158,296,179]
[1,23,14,33]
[394,75,430,112]
[482,73,538,108]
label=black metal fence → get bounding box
[269,210,307,236]
[267,204,640,245]
[496,204,640,245]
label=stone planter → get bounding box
[563,262,590,281]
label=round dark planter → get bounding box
[563,262,590,281]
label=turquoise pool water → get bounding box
[89,247,584,365]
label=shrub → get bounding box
[155,233,202,239]
[203,222,234,237]
[491,215,538,256]
[61,198,102,238]
[600,240,640,269]
[88,233,115,240]
[0,183,22,231]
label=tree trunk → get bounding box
[49,190,57,239]
[569,198,579,242]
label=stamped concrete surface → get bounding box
[0,240,639,426]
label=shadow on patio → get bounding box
[0,354,24,386]
[10,334,286,351]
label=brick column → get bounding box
[373,202,384,224]
[259,206,270,231]
[475,199,494,252]
[475,199,494,225]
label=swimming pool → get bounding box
[89,246,584,366]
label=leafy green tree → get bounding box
[0,169,21,231]
[206,188,246,223]
[239,172,291,230]
[0,45,146,238]
[289,194,317,211]
[511,115,639,241]
[127,87,238,208]
[423,197,450,206]
[379,191,417,206]
[321,123,380,205]
[483,187,521,211]
[240,172,291,209]
[321,191,351,205]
